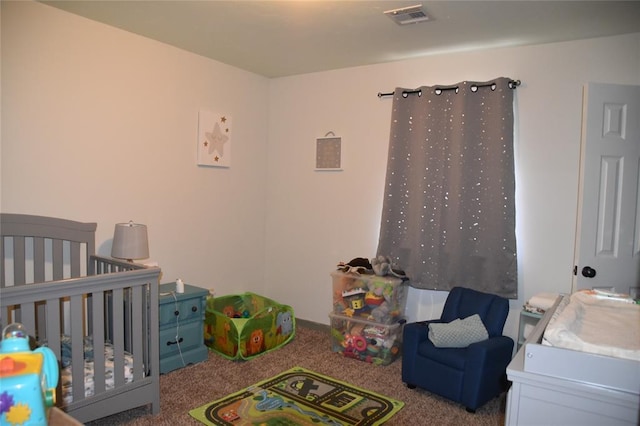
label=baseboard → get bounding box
[296,318,330,333]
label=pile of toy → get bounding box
[329,256,408,365]
[332,256,408,324]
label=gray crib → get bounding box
[0,213,161,423]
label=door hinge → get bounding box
[573,265,577,275]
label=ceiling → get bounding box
[41,1,640,78]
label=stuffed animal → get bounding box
[371,255,406,277]
[370,301,391,323]
[337,257,373,274]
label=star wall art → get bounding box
[198,110,232,167]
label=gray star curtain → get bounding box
[377,78,517,298]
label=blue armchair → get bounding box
[402,286,514,412]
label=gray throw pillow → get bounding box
[428,314,489,348]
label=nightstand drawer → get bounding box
[159,321,203,357]
[158,282,209,374]
[159,296,205,327]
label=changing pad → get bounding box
[542,290,640,361]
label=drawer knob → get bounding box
[174,310,179,316]
[167,337,184,346]
[192,306,198,312]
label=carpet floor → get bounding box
[88,323,506,425]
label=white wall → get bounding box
[264,33,640,339]
[3,2,639,343]
[1,1,270,295]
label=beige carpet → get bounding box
[88,322,506,425]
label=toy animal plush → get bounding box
[222,305,236,318]
[337,257,372,274]
[370,302,392,323]
[371,255,405,277]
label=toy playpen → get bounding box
[204,292,295,360]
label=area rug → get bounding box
[189,366,404,425]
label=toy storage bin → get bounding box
[331,271,408,324]
[329,312,404,366]
[204,292,295,360]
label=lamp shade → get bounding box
[111,221,149,261]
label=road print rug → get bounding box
[189,366,404,425]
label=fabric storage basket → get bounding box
[204,292,295,360]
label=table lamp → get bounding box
[111,221,149,262]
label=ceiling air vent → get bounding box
[384,4,432,25]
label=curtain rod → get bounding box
[377,79,521,98]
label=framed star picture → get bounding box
[198,110,232,167]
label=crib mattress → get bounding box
[56,336,135,405]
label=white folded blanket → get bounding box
[527,292,559,311]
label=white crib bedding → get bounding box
[53,335,135,405]
[542,290,640,361]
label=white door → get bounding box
[573,83,640,292]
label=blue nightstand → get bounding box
[159,282,209,374]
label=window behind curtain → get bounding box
[377,78,517,298]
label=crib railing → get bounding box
[0,258,160,411]
[93,255,146,274]
[0,213,97,287]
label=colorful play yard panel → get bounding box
[204,292,295,360]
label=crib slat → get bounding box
[36,302,46,341]
[92,291,106,395]
[18,302,36,336]
[131,285,144,380]
[70,241,81,278]
[70,294,85,403]
[13,236,26,285]
[52,239,64,281]
[33,237,47,338]
[44,298,62,410]
[45,299,62,360]
[0,236,5,287]
[94,260,102,275]
[124,287,132,351]
[112,288,125,388]
[0,305,7,325]
[33,237,46,283]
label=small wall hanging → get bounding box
[315,132,342,171]
[198,110,232,168]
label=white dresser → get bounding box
[505,296,640,426]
